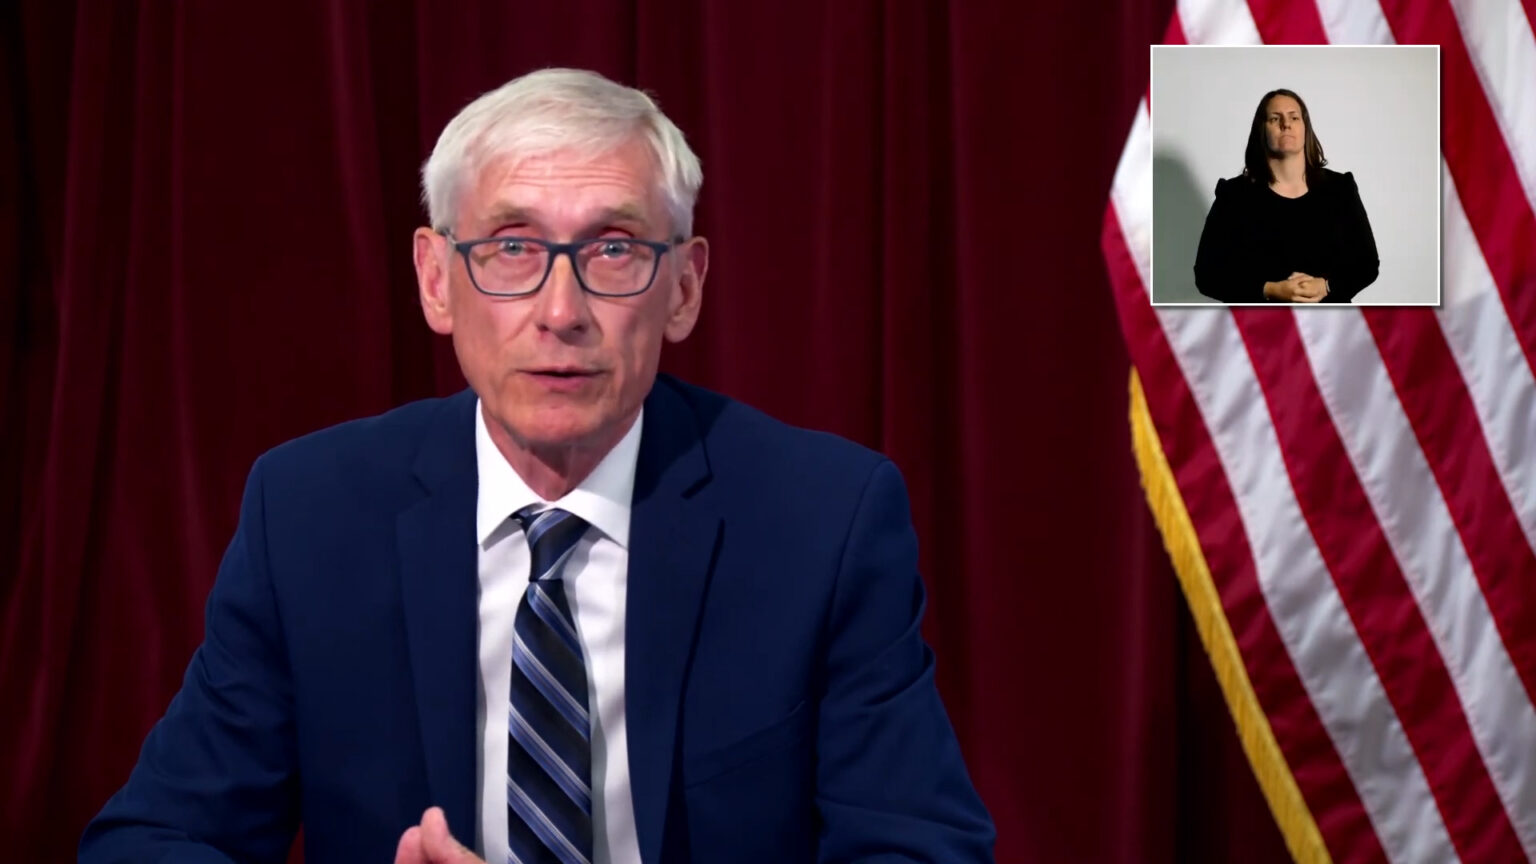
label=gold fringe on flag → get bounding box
[1128,367,1331,864]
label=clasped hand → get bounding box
[1265,272,1329,303]
[394,807,484,864]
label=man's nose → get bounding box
[533,253,593,333]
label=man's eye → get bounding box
[498,239,531,255]
[597,240,633,258]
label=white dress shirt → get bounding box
[474,400,642,864]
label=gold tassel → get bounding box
[1128,368,1331,864]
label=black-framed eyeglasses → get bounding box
[439,230,684,298]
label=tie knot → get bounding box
[513,506,590,583]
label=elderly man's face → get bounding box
[415,138,706,459]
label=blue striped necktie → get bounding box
[507,506,593,864]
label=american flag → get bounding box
[1103,1,1536,862]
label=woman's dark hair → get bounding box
[1242,88,1327,185]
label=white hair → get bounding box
[421,68,703,237]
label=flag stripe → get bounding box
[1328,0,1536,728]
[1164,9,1188,45]
[1327,0,1536,563]
[1295,309,1536,861]
[1312,0,1393,43]
[1436,172,1536,559]
[1177,0,1262,44]
[1361,308,1536,706]
[1155,304,1452,864]
[1448,0,1536,217]
[1377,0,1536,380]
[1233,309,1526,863]
[1105,204,1386,863]
[1246,0,1329,43]
[1128,368,1334,864]
[1112,105,1154,282]
[1432,2,1536,562]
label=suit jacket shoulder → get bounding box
[654,374,887,493]
[255,391,475,505]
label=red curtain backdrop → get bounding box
[3,2,1289,861]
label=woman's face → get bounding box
[1264,95,1305,156]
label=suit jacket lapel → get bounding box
[627,378,720,864]
[396,391,480,843]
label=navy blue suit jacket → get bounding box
[81,375,994,863]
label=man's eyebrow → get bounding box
[480,205,538,227]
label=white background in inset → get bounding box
[1148,44,1440,305]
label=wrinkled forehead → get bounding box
[456,140,667,234]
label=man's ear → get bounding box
[664,237,708,343]
[414,228,454,335]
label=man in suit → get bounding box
[81,68,993,864]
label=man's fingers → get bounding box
[420,807,482,863]
[420,807,446,837]
[394,825,425,864]
[422,806,457,847]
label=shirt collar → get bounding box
[474,399,641,549]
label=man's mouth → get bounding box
[525,368,601,381]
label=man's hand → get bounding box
[394,807,484,864]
